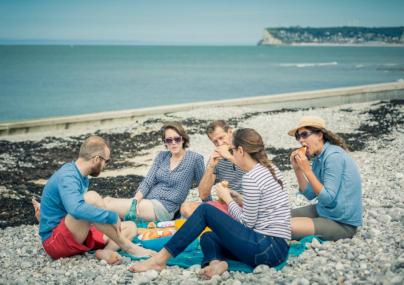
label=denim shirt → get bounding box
[39,162,119,242]
[302,142,363,226]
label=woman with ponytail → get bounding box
[289,116,362,241]
[129,128,291,278]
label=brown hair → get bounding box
[306,127,349,151]
[233,128,283,189]
[161,121,190,149]
[79,136,110,160]
[206,120,230,136]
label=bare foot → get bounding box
[199,260,228,279]
[123,243,156,257]
[128,255,166,272]
[32,198,40,222]
[95,249,123,265]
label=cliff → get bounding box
[258,26,404,46]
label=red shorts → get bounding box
[42,218,106,259]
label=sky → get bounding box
[1,0,403,45]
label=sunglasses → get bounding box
[163,136,183,144]
[295,130,317,141]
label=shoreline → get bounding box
[1,81,404,136]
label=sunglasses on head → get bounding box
[163,136,183,144]
[295,130,317,141]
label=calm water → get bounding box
[1,45,404,122]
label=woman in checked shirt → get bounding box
[103,121,205,222]
[129,128,291,278]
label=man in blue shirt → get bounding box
[38,136,154,264]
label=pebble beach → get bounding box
[0,99,403,284]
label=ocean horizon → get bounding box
[1,45,404,123]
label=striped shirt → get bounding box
[214,159,245,193]
[138,150,205,213]
[228,163,291,240]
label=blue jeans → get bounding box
[164,204,289,267]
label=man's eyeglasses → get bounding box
[94,155,110,164]
[295,130,316,141]
[163,136,183,145]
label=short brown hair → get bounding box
[206,120,230,136]
[79,136,110,160]
[161,121,189,148]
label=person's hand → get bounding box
[216,183,232,204]
[215,145,233,161]
[112,217,122,235]
[229,190,243,206]
[290,149,300,170]
[207,151,222,168]
[294,151,311,173]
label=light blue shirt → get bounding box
[39,162,118,242]
[139,150,205,213]
[302,142,363,227]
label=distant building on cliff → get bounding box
[257,26,404,46]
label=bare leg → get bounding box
[103,197,157,221]
[104,196,156,221]
[102,196,133,217]
[61,214,121,265]
[291,217,315,240]
[136,199,157,221]
[180,201,200,218]
[61,191,154,263]
[128,248,172,272]
[86,191,156,256]
[32,198,40,222]
[199,260,229,279]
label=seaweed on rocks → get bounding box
[88,175,144,199]
[337,99,403,151]
[266,147,295,171]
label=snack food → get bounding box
[220,180,229,187]
[298,146,307,156]
[138,227,177,240]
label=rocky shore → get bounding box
[0,99,403,284]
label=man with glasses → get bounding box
[181,120,245,218]
[37,136,154,264]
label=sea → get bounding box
[1,45,403,122]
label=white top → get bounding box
[228,163,291,240]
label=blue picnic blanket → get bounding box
[120,233,322,273]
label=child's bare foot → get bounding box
[199,260,228,279]
[32,198,40,222]
[128,255,166,272]
[95,249,123,265]
[123,243,156,257]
